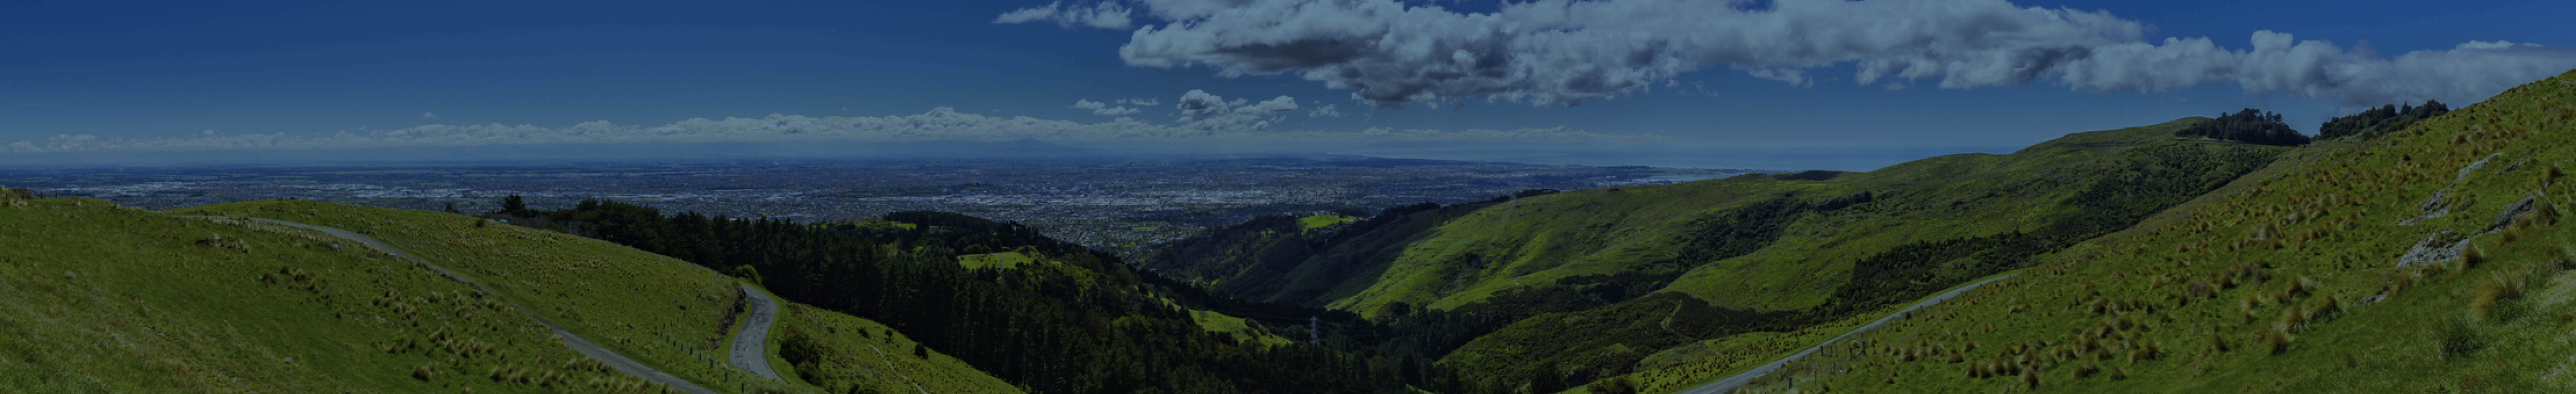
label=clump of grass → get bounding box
[2260,326,2294,355]
[2472,272,2531,323]
[2558,244,2576,271]
[2308,296,2344,326]
[2461,245,2488,269]
[411,364,439,381]
[2210,330,2234,353]
[2185,279,2217,302]
[0,186,31,208]
[2436,317,2485,359]
[2546,163,2564,187]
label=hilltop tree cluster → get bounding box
[2176,108,2309,146]
[2317,100,2451,140]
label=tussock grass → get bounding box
[1721,70,2576,394]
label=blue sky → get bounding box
[5,0,2572,169]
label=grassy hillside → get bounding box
[1154,118,2285,317]
[1728,69,2576,393]
[172,198,794,391]
[0,194,1014,393]
[1143,117,2290,389]
[0,196,686,393]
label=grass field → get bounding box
[1299,214,1359,231]
[957,251,1039,270]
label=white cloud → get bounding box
[421,112,438,119]
[1072,99,1142,115]
[3,105,1657,154]
[1115,97,1160,106]
[1076,0,2576,107]
[1174,89,1302,130]
[993,1,1133,30]
[1308,103,1343,118]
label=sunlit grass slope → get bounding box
[157,198,1017,393]
[772,300,1025,394]
[1331,117,2283,317]
[0,196,660,393]
[172,199,768,390]
[1730,69,2576,393]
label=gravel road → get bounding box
[1672,273,2019,394]
[729,284,783,380]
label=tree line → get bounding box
[2176,108,2309,146]
[2318,100,2450,140]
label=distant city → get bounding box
[5,155,1755,258]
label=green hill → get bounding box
[0,193,1015,394]
[1142,116,2291,387]
[1722,69,2576,393]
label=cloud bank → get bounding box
[1074,0,2576,107]
[5,90,1656,154]
[1071,99,1143,115]
[1174,89,1302,130]
[994,1,1134,30]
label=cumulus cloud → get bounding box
[4,102,1654,154]
[1074,0,2576,107]
[994,1,1133,29]
[1115,97,1160,106]
[421,112,438,119]
[1072,99,1142,115]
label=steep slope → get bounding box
[5,197,1025,394]
[1727,69,2576,393]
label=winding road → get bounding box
[199,216,750,394]
[728,284,783,380]
[1673,272,2019,394]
